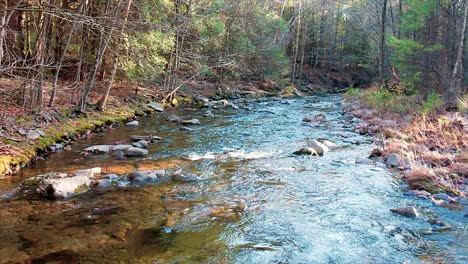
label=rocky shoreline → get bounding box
[342,98,467,218]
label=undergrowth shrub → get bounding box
[345,87,360,96]
[422,92,442,115]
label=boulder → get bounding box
[307,139,329,155]
[386,153,401,167]
[130,170,166,183]
[181,119,200,125]
[145,102,165,112]
[125,120,139,126]
[39,175,91,199]
[390,206,418,217]
[125,147,148,157]
[83,145,110,154]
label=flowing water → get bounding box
[0,95,466,263]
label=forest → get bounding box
[0,0,466,112]
[0,0,467,263]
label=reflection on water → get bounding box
[0,96,466,263]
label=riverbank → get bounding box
[344,88,467,198]
[0,79,297,176]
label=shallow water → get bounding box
[0,95,466,263]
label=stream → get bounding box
[0,95,466,263]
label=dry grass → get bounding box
[347,93,467,196]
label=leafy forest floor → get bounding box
[344,88,468,198]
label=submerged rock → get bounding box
[167,114,181,123]
[73,167,102,177]
[355,157,375,165]
[390,206,418,217]
[130,135,162,142]
[172,172,200,182]
[181,118,201,125]
[130,170,165,183]
[38,175,91,199]
[203,110,215,117]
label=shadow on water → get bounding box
[0,95,466,263]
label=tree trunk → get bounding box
[97,0,132,111]
[379,0,387,86]
[446,0,467,109]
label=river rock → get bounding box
[73,167,102,178]
[125,147,148,157]
[130,170,166,183]
[386,153,401,167]
[307,139,329,155]
[180,126,192,131]
[130,135,162,142]
[181,119,200,125]
[355,157,375,165]
[27,130,42,140]
[137,140,148,148]
[48,143,64,152]
[404,190,431,198]
[303,117,312,122]
[145,102,165,112]
[293,147,318,156]
[39,175,91,199]
[390,206,418,217]
[427,218,447,226]
[432,193,456,203]
[322,140,337,149]
[83,145,110,154]
[125,120,139,126]
[132,142,144,148]
[96,179,113,188]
